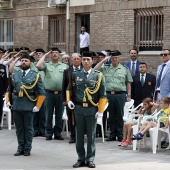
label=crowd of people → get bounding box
[0,46,170,168]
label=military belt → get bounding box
[13,92,35,96]
[75,101,96,107]
[45,89,61,94]
[106,91,126,95]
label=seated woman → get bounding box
[119,97,158,147]
[133,97,170,140]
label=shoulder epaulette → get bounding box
[123,65,129,69]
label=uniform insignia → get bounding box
[0,69,4,72]
[76,77,83,81]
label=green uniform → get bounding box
[14,63,46,136]
[72,69,106,162]
[100,63,133,138]
[12,69,45,152]
[41,61,68,137]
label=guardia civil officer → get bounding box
[12,54,46,156]
[94,50,133,142]
[0,48,8,129]
[36,47,68,140]
[66,51,107,168]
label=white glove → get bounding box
[67,101,75,110]
[6,102,11,108]
[32,106,40,112]
[95,112,103,119]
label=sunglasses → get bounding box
[160,54,169,56]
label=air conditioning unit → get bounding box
[48,0,66,7]
[0,0,13,9]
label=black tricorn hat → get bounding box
[97,52,106,57]
[110,50,122,56]
[0,48,4,53]
[51,47,62,53]
[105,49,111,52]
[21,53,32,61]
[82,51,94,58]
[20,47,30,53]
[9,48,20,54]
[35,48,45,53]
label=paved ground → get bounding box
[0,126,170,170]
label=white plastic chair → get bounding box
[132,110,170,154]
[1,97,11,130]
[123,102,143,122]
[124,99,134,109]
[62,106,69,137]
[53,107,69,137]
[97,116,105,142]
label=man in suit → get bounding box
[62,53,82,144]
[124,49,140,76]
[154,49,170,148]
[66,51,107,168]
[0,50,8,129]
[131,62,156,107]
[154,49,170,103]
[12,54,46,156]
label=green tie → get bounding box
[141,74,144,86]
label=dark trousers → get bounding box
[75,113,97,162]
[45,92,63,137]
[80,47,89,55]
[107,93,126,138]
[0,95,4,124]
[13,111,34,152]
[66,105,75,139]
[33,100,47,135]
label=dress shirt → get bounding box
[73,66,81,71]
[22,69,30,76]
[130,60,137,73]
[84,68,92,78]
[79,32,90,48]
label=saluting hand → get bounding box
[45,50,52,58]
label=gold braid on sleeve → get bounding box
[83,72,102,106]
[18,73,40,101]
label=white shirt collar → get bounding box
[140,73,146,76]
[131,60,137,64]
[22,68,30,76]
[84,68,92,75]
[73,66,81,70]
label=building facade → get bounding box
[1,0,170,73]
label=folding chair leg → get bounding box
[66,120,69,137]
[8,111,11,130]
[152,128,158,154]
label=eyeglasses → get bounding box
[160,54,169,56]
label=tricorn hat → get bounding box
[110,50,122,56]
[82,51,94,58]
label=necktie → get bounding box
[157,63,166,88]
[84,72,88,80]
[131,62,135,76]
[22,71,26,77]
[141,74,144,86]
[82,32,84,35]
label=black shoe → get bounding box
[24,151,31,156]
[39,133,46,137]
[33,132,39,137]
[106,136,116,141]
[14,151,24,156]
[73,160,86,168]
[54,136,64,140]
[161,142,169,148]
[46,136,52,140]
[117,137,123,142]
[0,127,2,130]
[69,138,75,144]
[87,161,96,168]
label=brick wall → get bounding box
[14,15,49,51]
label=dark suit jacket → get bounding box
[62,65,82,102]
[0,64,8,95]
[124,60,140,75]
[131,73,156,107]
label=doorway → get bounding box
[76,14,90,52]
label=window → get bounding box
[135,8,163,51]
[49,15,66,51]
[0,19,13,50]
